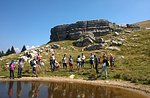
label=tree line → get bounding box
[0,45,27,57]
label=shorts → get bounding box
[69,63,73,67]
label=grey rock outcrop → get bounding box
[50,19,112,41]
[73,32,95,47]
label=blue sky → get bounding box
[0,0,150,52]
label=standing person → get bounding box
[90,53,94,69]
[9,60,15,79]
[98,55,101,64]
[50,54,56,72]
[81,53,86,68]
[18,58,24,78]
[30,59,38,77]
[77,55,81,71]
[37,54,41,65]
[69,55,73,72]
[94,55,99,74]
[98,55,109,79]
[110,53,115,70]
[62,54,67,69]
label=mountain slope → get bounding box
[135,20,150,28]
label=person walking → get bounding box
[98,55,109,79]
[9,60,15,79]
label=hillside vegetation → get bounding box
[135,20,150,28]
[0,30,150,84]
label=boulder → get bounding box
[111,40,123,46]
[114,32,120,36]
[95,38,104,43]
[107,47,121,51]
[51,44,60,49]
[85,44,104,51]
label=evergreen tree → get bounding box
[21,45,27,52]
[11,46,16,54]
[6,49,11,55]
[1,51,4,56]
[0,51,1,57]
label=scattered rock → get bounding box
[51,44,60,49]
[95,38,104,43]
[69,74,75,79]
[85,44,104,51]
[107,47,121,51]
[111,40,123,46]
[114,32,120,36]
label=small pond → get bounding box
[0,81,149,98]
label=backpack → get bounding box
[30,60,35,67]
[106,60,109,66]
[9,63,14,70]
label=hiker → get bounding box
[9,60,15,79]
[90,53,94,69]
[98,55,101,64]
[94,55,99,74]
[81,53,86,68]
[18,58,24,78]
[98,55,109,79]
[36,53,41,65]
[69,55,73,72]
[110,53,115,69]
[62,54,67,69]
[77,55,81,70]
[50,54,56,72]
[30,59,38,77]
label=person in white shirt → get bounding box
[81,53,86,68]
[90,53,94,69]
[77,55,81,70]
[62,54,67,69]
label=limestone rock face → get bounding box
[50,19,112,41]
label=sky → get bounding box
[0,0,150,52]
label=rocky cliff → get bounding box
[50,19,113,41]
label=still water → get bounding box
[0,81,149,98]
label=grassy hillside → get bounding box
[0,30,150,84]
[135,20,150,28]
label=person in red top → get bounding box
[37,54,41,65]
[9,60,15,79]
[110,53,115,70]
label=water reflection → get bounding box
[8,81,14,97]
[28,82,40,98]
[0,81,148,98]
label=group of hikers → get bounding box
[49,52,115,79]
[8,52,115,79]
